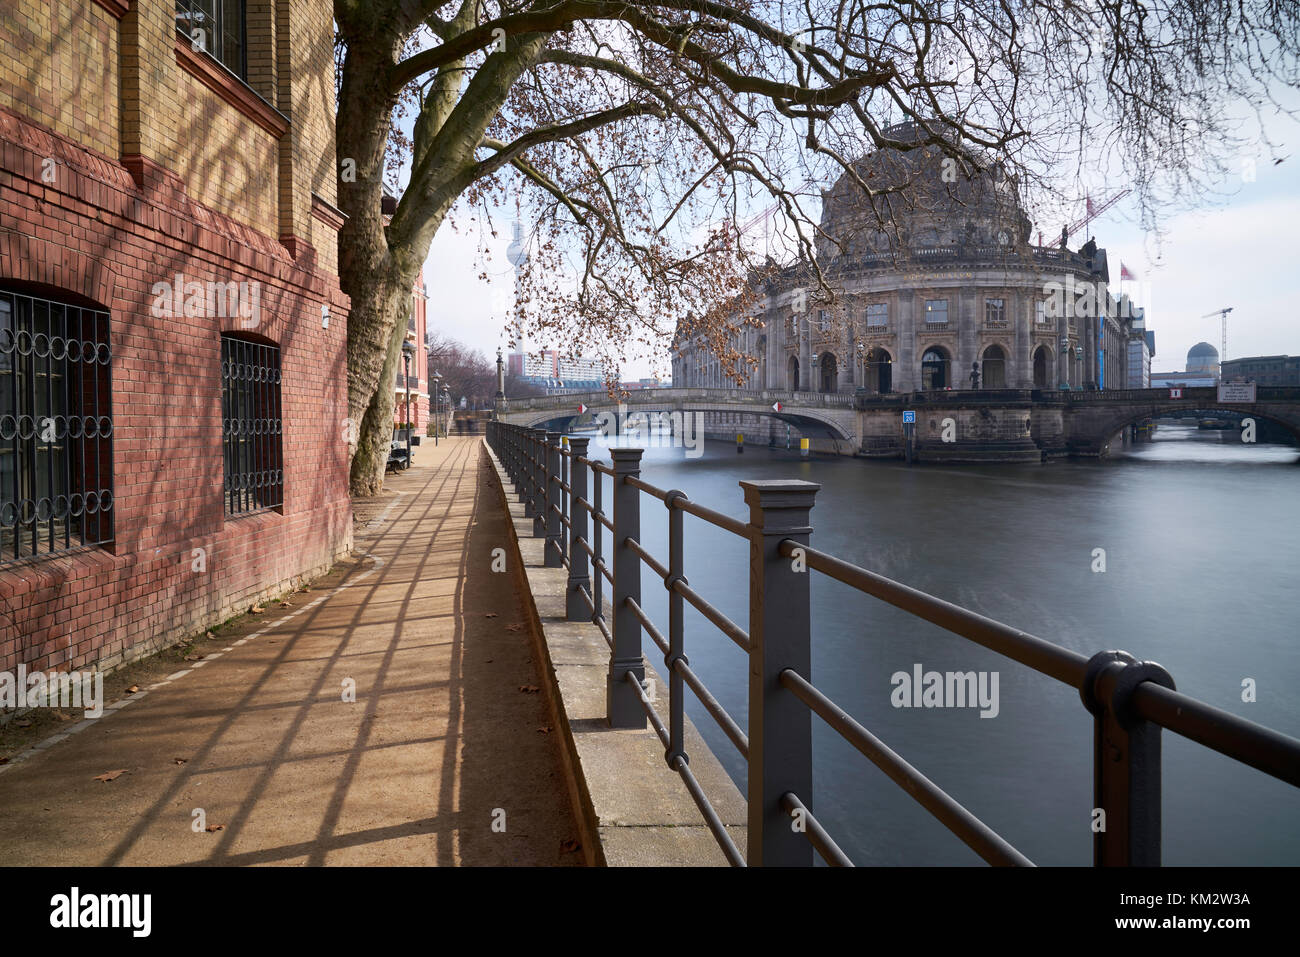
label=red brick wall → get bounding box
[0,105,352,676]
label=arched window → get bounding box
[865,347,892,394]
[982,345,1007,389]
[222,333,283,515]
[818,352,838,392]
[0,287,114,558]
[788,355,800,391]
[1032,346,1051,389]
[921,348,950,390]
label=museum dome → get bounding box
[1187,342,1220,373]
[816,120,1032,260]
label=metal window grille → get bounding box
[0,288,114,561]
[221,335,282,516]
[176,0,247,80]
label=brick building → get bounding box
[394,272,429,431]
[0,0,351,676]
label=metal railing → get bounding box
[486,420,1300,867]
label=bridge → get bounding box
[498,386,1300,462]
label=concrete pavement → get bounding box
[0,436,583,865]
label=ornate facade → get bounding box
[673,123,1137,395]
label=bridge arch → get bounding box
[1072,401,1300,453]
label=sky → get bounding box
[416,101,1300,381]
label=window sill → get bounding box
[174,34,288,139]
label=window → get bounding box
[221,335,282,516]
[176,0,246,79]
[985,298,1006,325]
[866,303,888,327]
[0,288,114,560]
[1036,301,1049,324]
[817,309,830,332]
[925,299,948,324]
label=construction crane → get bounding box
[1039,188,1132,247]
[1201,306,1234,361]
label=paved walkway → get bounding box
[0,436,582,865]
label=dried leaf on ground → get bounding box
[536,726,553,734]
[183,654,204,661]
[505,623,524,632]
[205,631,216,639]
[13,718,31,728]
[172,757,188,765]
[561,839,581,854]
[250,605,265,614]
[205,824,224,832]
[519,685,540,694]
[484,613,498,618]
[94,769,127,782]
[125,685,139,694]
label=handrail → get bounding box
[485,419,1300,868]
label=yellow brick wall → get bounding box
[2,0,340,273]
[174,69,279,234]
[0,0,120,159]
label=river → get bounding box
[585,422,1300,865]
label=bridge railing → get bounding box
[485,420,1300,867]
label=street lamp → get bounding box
[431,370,442,446]
[401,340,415,468]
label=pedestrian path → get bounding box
[0,437,582,865]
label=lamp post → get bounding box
[401,340,415,468]
[431,370,442,446]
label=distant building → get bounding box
[1150,342,1220,389]
[1220,355,1300,386]
[1122,296,1152,388]
[508,350,605,394]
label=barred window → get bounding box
[221,335,282,516]
[0,288,114,560]
[176,0,246,79]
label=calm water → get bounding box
[587,424,1300,865]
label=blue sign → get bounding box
[903,410,916,423]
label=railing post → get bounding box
[741,479,820,867]
[1081,650,1175,866]
[608,447,646,729]
[566,437,592,620]
[531,429,547,536]
[544,431,563,565]
[521,428,536,510]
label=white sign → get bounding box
[903,410,916,423]
[1169,388,1183,399]
[771,401,784,412]
[1218,382,1256,403]
[576,403,588,414]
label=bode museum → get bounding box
[671,122,1141,399]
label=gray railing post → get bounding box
[544,431,563,566]
[608,447,646,729]
[1081,650,1175,866]
[741,479,820,867]
[566,437,592,620]
[531,429,547,536]
[521,428,536,510]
